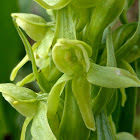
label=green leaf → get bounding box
[118,87,137,133]
[52,39,91,75]
[31,102,56,140]
[72,76,95,131]
[100,23,138,65]
[20,117,33,140]
[11,13,52,41]
[87,62,140,88]
[85,0,126,61]
[106,27,117,67]
[112,91,122,132]
[116,0,140,59]
[114,23,137,51]
[96,111,116,140]
[116,132,136,140]
[48,114,60,139]
[34,0,71,10]
[92,88,115,116]
[47,74,73,118]
[124,45,140,63]
[59,81,90,140]
[120,1,128,24]
[106,91,118,116]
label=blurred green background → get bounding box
[0,0,47,139]
[0,0,139,140]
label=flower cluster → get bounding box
[0,0,140,140]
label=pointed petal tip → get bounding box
[85,119,96,131]
[10,73,15,81]
[87,125,96,131]
[11,13,18,18]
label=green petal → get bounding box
[11,13,52,41]
[87,62,140,88]
[47,74,73,118]
[59,81,90,139]
[72,76,96,131]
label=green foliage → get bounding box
[0,0,22,139]
[0,0,140,139]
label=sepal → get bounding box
[11,13,53,41]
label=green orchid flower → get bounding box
[1,0,140,139]
[47,36,140,132]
